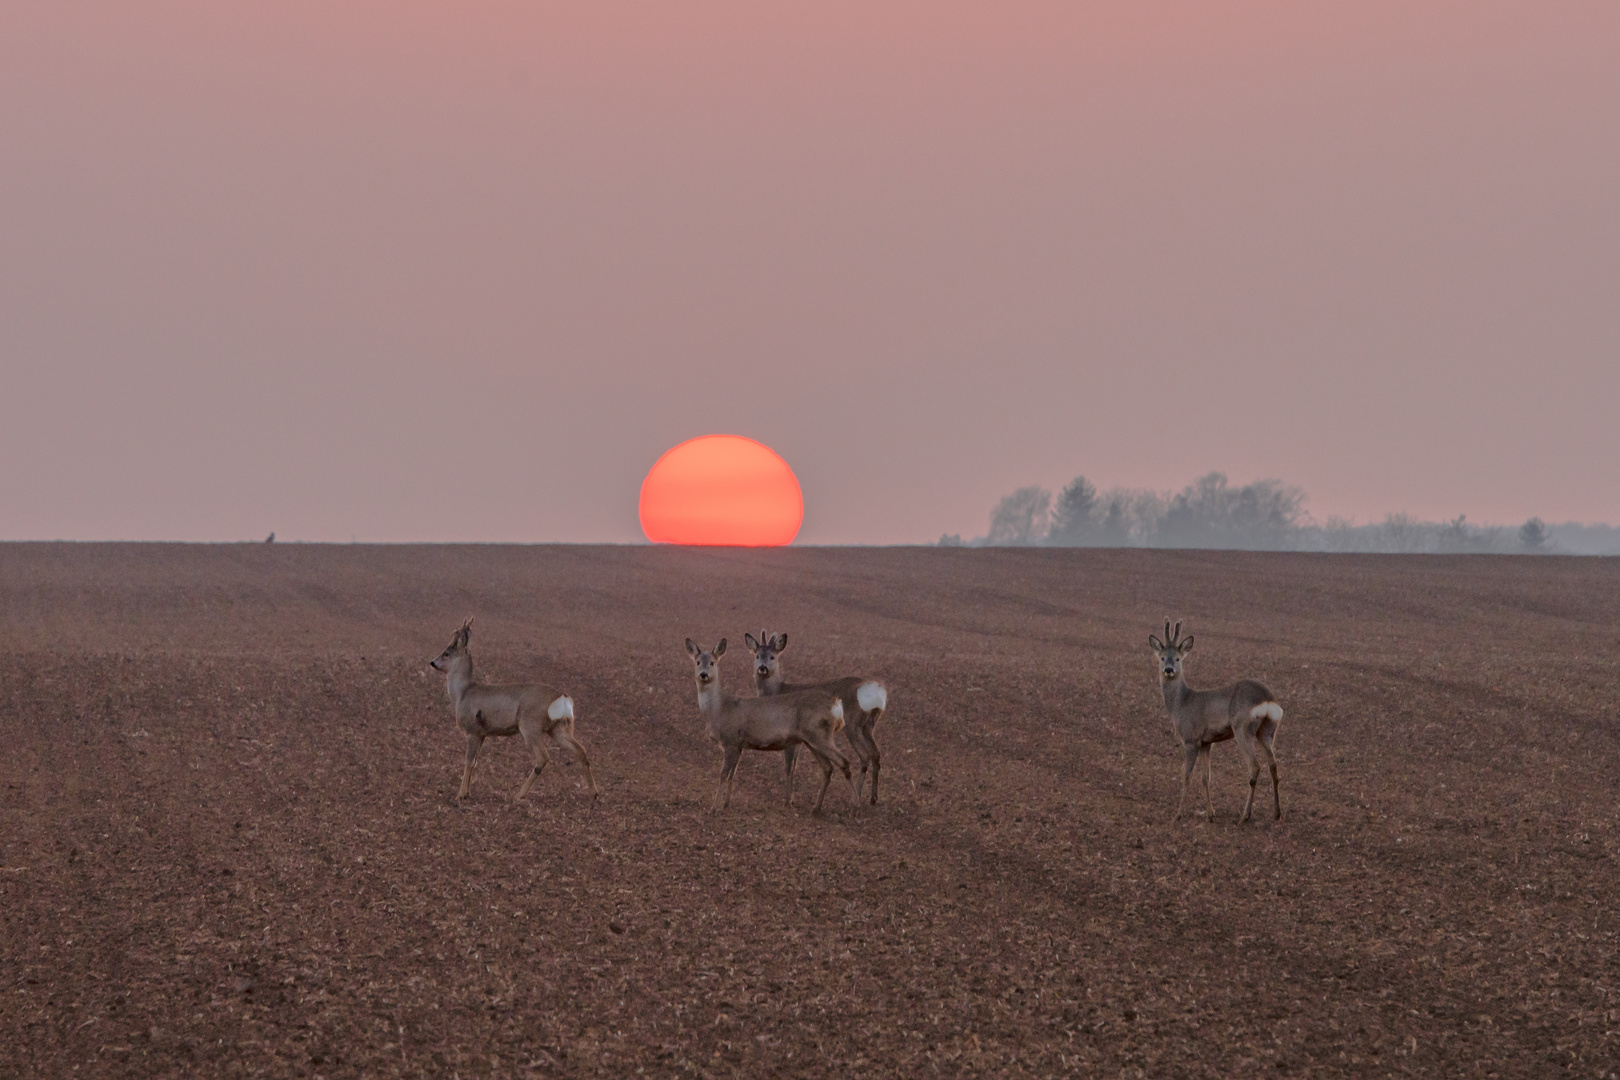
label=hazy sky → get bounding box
[3,2,1616,543]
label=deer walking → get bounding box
[1149,620,1283,823]
[429,618,600,803]
[745,631,889,805]
[686,638,855,814]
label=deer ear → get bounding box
[774,633,787,651]
[715,638,727,657]
[1178,635,1194,653]
[1148,635,1164,652]
[745,633,760,651]
[686,638,699,656]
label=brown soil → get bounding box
[2,544,1618,1078]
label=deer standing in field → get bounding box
[1149,620,1283,823]
[686,638,855,814]
[745,630,889,805]
[429,618,600,803]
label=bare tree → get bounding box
[1379,512,1429,553]
[986,486,1052,546]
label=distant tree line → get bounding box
[938,472,1618,554]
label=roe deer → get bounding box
[685,638,854,814]
[745,630,889,805]
[1149,620,1282,823]
[429,618,600,803]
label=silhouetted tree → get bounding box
[986,486,1051,546]
[1518,517,1548,551]
[1046,476,1098,546]
[1154,473,1305,549]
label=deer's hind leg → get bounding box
[1236,725,1264,823]
[844,716,874,804]
[802,734,853,814]
[514,715,553,802]
[550,723,601,800]
[861,710,883,805]
[459,732,485,800]
[1257,720,1281,820]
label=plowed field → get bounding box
[2,544,1618,1077]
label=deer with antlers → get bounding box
[686,638,855,814]
[1149,620,1283,823]
[744,630,889,805]
[429,618,600,802]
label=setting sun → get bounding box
[639,435,803,546]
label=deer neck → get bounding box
[695,678,727,725]
[444,657,475,707]
[755,669,784,696]
[1162,674,1192,713]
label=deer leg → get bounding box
[782,745,798,807]
[844,718,873,803]
[1257,724,1281,820]
[860,716,882,806]
[804,734,853,812]
[551,725,601,801]
[714,745,742,814]
[515,722,552,802]
[1236,728,1262,823]
[798,742,838,814]
[1175,743,1199,821]
[1201,745,1217,821]
[459,732,484,800]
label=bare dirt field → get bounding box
[2,543,1618,1078]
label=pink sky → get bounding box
[2,2,1616,542]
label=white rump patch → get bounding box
[856,681,887,713]
[1250,702,1283,723]
[547,695,574,722]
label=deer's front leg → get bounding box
[714,746,742,813]
[1174,742,1199,821]
[459,732,484,800]
[1202,745,1216,821]
[782,744,797,806]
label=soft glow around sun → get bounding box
[639,435,803,546]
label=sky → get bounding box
[2,2,1616,544]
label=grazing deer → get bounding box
[744,630,889,805]
[685,638,855,814]
[1149,620,1283,823]
[429,618,600,803]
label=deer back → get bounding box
[708,685,842,751]
[1167,678,1277,745]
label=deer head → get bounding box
[1147,619,1194,682]
[430,617,474,672]
[686,638,727,687]
[744,630,787,682]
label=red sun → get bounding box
[639,435,803,546]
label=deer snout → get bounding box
[757,666,770,677]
